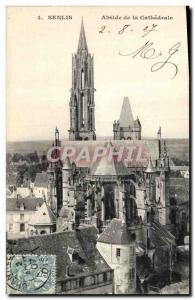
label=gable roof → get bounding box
[97,219,133,245]
[34,172,48,188]
[29,202,56,225]
[7,227,112,282]
[6,197,44,212]
[119,97,134,127]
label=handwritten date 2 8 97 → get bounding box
[119,40,181,79]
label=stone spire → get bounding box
[119,97,134,127]
[77,18,88,53]
[69,18,96,141]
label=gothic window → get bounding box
[81,69,85,89]
[74,94,77,106]
[81,94,84,125]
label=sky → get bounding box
[6,6,189,141]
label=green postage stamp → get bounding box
[6,255,56,294]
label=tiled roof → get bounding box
[6,197,44,211]
[7,227,112,282]
[169,177,189,204]
[119,97,134,127]
[34,172,48,188]
[97,219,133,245]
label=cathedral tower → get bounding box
[69,19,96,140]
[113,97,141,140]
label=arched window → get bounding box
[81,69,85,89]
[81,94,84,126]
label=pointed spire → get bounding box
[119,96,134,127]
[77,17,88,53]
[144,157,156,173]
[63,156,72,170]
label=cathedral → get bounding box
[45,20,187,294]
[6,18,189,296]
[47,20,174,231]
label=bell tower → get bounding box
[69,19,96,141]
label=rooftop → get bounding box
[7,227,112,282]
[6,197,44,212]
[29,202,56,225]
[97,218,133,245]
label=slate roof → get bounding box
[119,97,134,127]
[7,227,112,282]
[169,178,189,204]
[97,219,133,245]
[34,172,48,188]
[6,197,44,212]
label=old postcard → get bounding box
[6,6,190,295]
